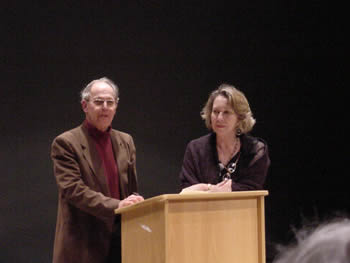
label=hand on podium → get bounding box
[180,179,232,194]
[118,193,144,208]
[208,179,232,192]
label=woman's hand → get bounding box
[181,183,211,192]
[181,180,232,193]
[208,179,232,192]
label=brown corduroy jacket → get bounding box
[51,124,138,263]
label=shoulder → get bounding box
[185,133,215,156]
[187,133,212,148]
[111,129,133,140]
[110,129,135,148]
[241,134,268,156]
[51,126,85,156]
[52,126,83,144]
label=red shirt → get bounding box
[84,120,120,199]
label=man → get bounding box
[51,77,144,263]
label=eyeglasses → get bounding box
[89,98,119,108]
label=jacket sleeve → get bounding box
[179,141,202,188]
[232,142,270,191]
[51,135,120,222]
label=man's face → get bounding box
[82,81,118,131]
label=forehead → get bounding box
[212,95,231,108]
[90,81,115,98]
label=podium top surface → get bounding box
[115,190,268,214]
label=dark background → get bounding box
[1,1,347,262]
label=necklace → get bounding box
[230,138,240,159]
[217,137,240,165]
[218,137,241,180]
[219,152,241,180]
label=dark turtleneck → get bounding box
[84,120,120,199]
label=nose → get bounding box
[101,101,109,109]
[217,112,224,120]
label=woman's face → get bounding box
[211,95,239,136]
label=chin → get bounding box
[215,129,234,136]
[214,127,226,133]
[97,123,110,131]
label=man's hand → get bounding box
[118,194,144,208]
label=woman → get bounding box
[179,83,270,192]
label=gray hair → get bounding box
[274,218,350,263]
[80,77,119,102]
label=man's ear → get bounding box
[82,100,88,113]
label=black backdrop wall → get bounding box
[1,2,347,262]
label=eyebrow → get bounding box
[212,106,232,110]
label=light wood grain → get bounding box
[116,191,268,263]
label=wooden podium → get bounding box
[115,191,268,263]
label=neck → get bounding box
[216,133,238,150]
[215,133,240,166]
[84,120,110,136]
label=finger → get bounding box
[226,179,232,187]
[130,194,144,200]
[119,200,131,208]
[125,197,137,203]
[130,196,144,202]
[191,183,208,191]
[216,181,226,187]
[136,196,144,201]
[126,196,144,203]
[217,179,230,187]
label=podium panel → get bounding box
[115,191,268,263]
[121,201,166,263]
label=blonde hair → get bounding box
[200,83,256,134]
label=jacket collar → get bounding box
[110,129,124,176]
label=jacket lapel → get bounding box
[110,130,129,197]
